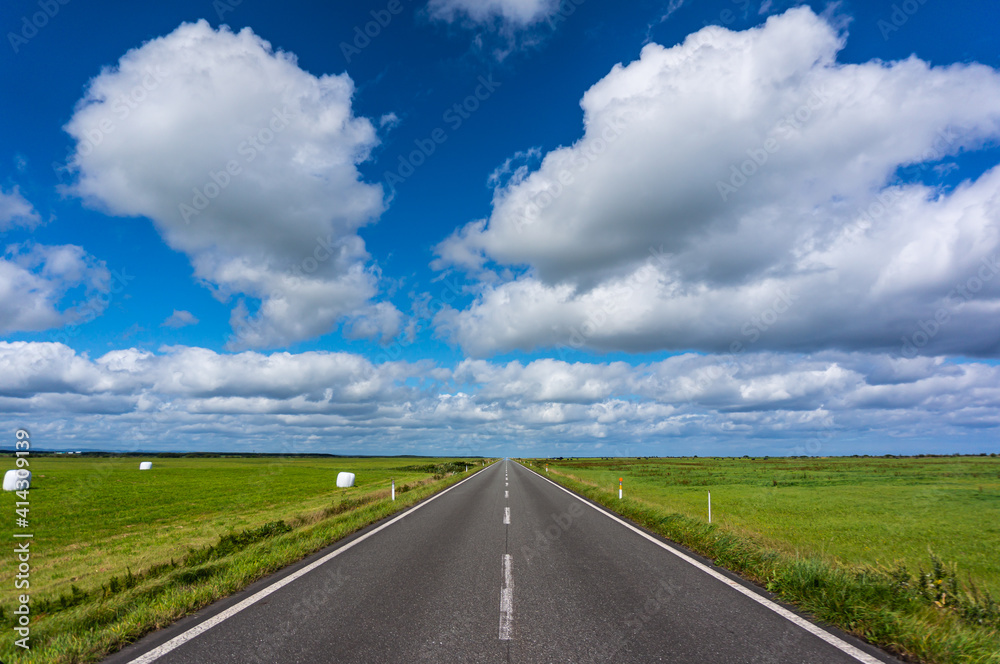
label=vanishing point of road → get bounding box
[103,460,900,663]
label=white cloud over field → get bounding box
[1,189,111,333]
[433,8,1000,358]
[2,341,997,455]
[1,186,111,333]
[65,21,399,349]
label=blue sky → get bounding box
[2,0,1000,456]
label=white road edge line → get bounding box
[504,506,511,524]
[515,462,885,664]
[124,462,501,664]
[499,553,513,640]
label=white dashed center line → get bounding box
[499,554,513,640]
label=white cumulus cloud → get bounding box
[65,20,400,349]
[161,309,198,328]
[0,186,41,230]
[1,342,997,455]
[432,7,1000,358]
[0,243,111,333]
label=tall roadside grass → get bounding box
[523,462,1000,664]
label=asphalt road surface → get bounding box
[104,460,901,664]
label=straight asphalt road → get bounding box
[104,460,901,664]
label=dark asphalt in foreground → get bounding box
[104,460,901,663]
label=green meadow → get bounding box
[0,455,489,664]
[526,455,1000,664]
[534,456,1000,592]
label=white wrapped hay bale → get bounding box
[139,461,153,470]
[336,472,355,488]
[3,469,31,491]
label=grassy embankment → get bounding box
[0,456,492,664]
[522,456,1000,664]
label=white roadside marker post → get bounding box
[619,477,623,500]
[391,478,395,501]
[708,491,712,523]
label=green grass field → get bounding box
[525,455,1000,664]
[534,456,1000,592]
[5,454,997,663]
[0,455,490,664]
